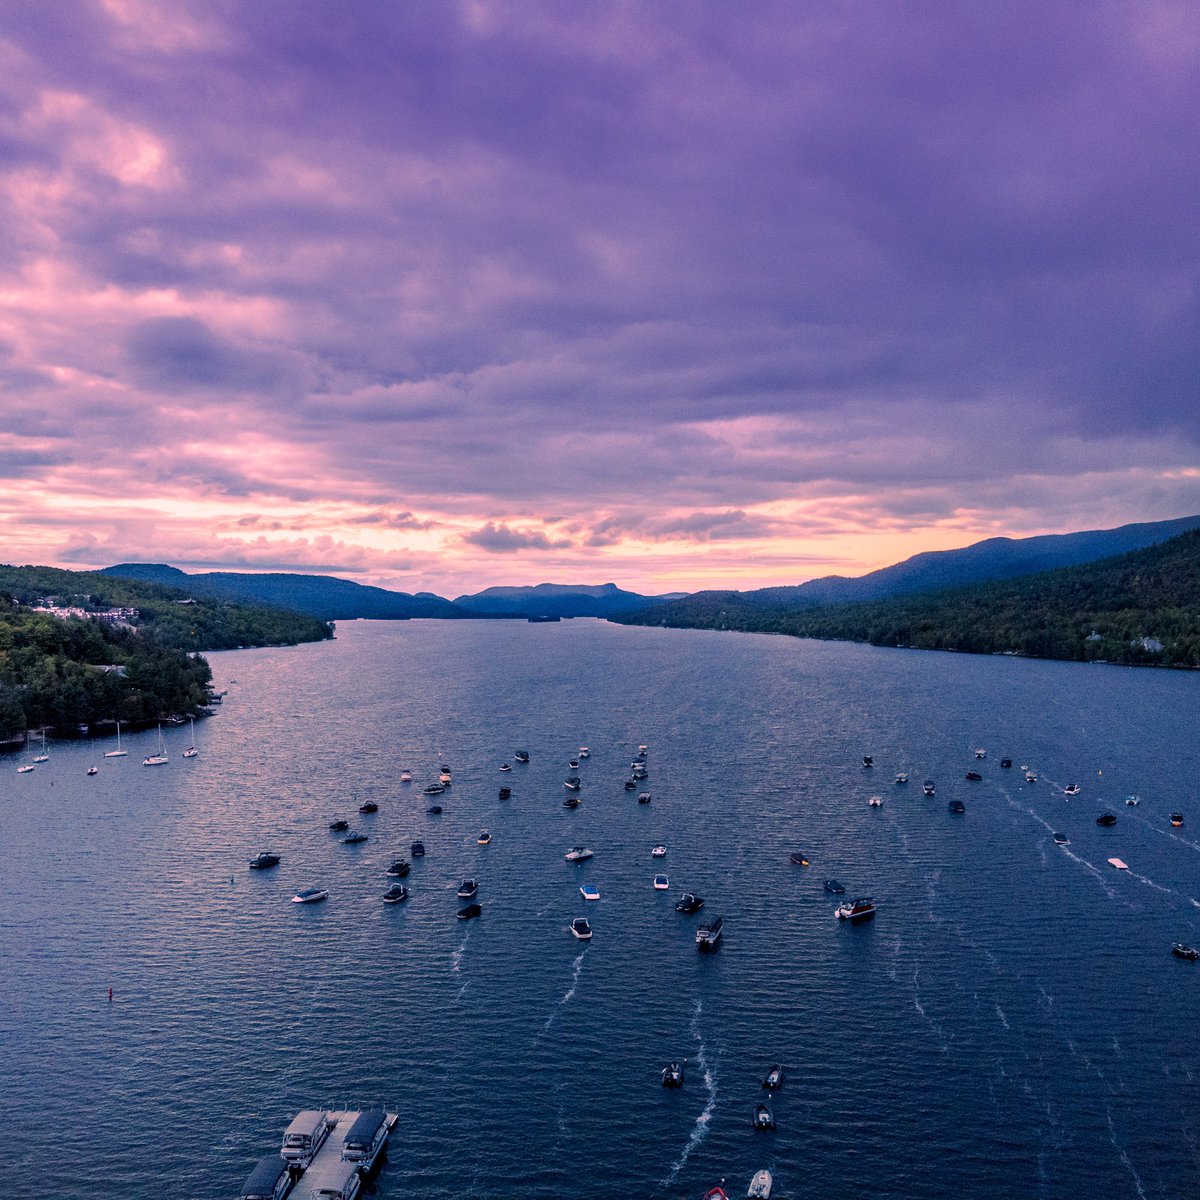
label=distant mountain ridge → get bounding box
[454,582,686,618]
[100,563,467,621]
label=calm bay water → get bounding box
[3,618,1199,1198]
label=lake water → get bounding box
[3,619,1198,1199]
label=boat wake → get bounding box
[540,951,586,1035]
[451,930,470,974]
[663,999,716,1185]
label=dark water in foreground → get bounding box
[3,619,1199,1199]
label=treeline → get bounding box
[613,529,1200,669]
[0,564,332,739]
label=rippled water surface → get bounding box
[4,619,1200,1198]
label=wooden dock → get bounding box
[289,1111,398,1199]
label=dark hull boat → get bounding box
[948,800,966,813]
[675,893,704,914]
[823,879,845,894]
[457,902,482,920]
[762,1064,784,1089]
[386,860,410,877]
[789,852,810,866]
[1096,812,1117,827]
[1173,943,1199,961]
[328,819,349,832]
[249,852,280,869]
[383,885,408,903]
[696,916,724,950]
[457,879,478,899]
[661,1061,684,1088]
[753,1102,775,1130]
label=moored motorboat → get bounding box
[424,783,445,795]
[411,840,425,856]
[1125,795,1140,806]
[562,796,581,808]
[342,830,368,844]
[477,830,491,844]
[359,800,378,813]
[661,1061,684,1087]
[948,799,966,813]
[457,879,478,898]
[439,770,452,783]
[329,819,349,831]
[386,859,410,877]
[835,896,877,921]
[499,763,511,772]
[964,771,982,782]
[568,759,580,769]
[400,770,412,782]
[651,844,667,857]
[868,794,884,806]
[291,887,328,904]
[457,902,482,920]
[789,852,809,866]
[564,776,582,790]
[824,879,846,894]
[383,884,408,903]
[895,772,908,784]
[249,852,280,869]
[86,765,98,775]
[922,780,936,796]
[565,846,594,862]
[499,786,512,799]
[752,1102,775,1130]
[580,883,600,901]
[1025,771,1038,783]
[570,916,593,940]
[624,779,637,790]
[1172,943,1199,960]
[862,755,873,768]
[653,874,669,890]
[1000,757,1012,768]
[747,1168,773,1199]
[427,804,443,814]
[637,791,651,804]
[696,915,724,949]
[975,748,987,759]
[578,747,590,758]
[514,750,530,763]
[1170,813,1184,827]
[762,1063,784,1089]
[1096,812,1117,827]
[675,892,705,914]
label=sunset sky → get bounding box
[1,1,1197,597]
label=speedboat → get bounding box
[1171,813,1184,827]
[457,879,478,899]
[457,902,482,920]
[1063,783,1080,796]
[580,883,600,901]
[383,884,408,903]
[965,771,982,782]
[568,759,580,769]
[651,845,667,858]
[922,780,936,796]
[1172,943,1199,960]
[789,852,809,866]
[439,771,452,783]
[328,819,349,832]
[696,916,723,949]
[675,893,704,914]
[895,772,908,784]
[835,897,877,921]
[1025,771,1038,783]
[249,852,280,869]
[86,766,98,775]
[291,888,327,904]
[411,841,425,857]
[514,750,530,763]
[386,859,410,877]
[752,1102,775,1130]
[562,796,581,808]
[1096,812,1117,827]
[498,786,512,799]
[564,776,582,791]
[747,1169,773,1199]
[653,874,669,890]
[975,748,987,759]
[637,791,651,804]
[623,779,637,791]
[862,755,873,768]
[762,1063,784,1089]
[342,830,368,844]
[424,783,445,795]
[1052,832,1069,845]
[427,804,443,814]
[661,1061,684,1088]
[868,794,884,806]
[477,830,491,845]
[1108,857,1129,870]
[1000,757,1012,768]
[824,879,846,894]
[570,917,592,940]
[499,763,512,772]
[358,800,378,813]
[703,1189,729,1200]
[399,770,412,782]
[565,846,594,862]
[1125,795,1140,806]
[637,744,648,757]
[948,799,966,813]
[578,747,590,758]
[632,765,648,780]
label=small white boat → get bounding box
[477,830,491,845]
[86,766,98,776]
[439,770,452,783]
[578,747,590,758]
[653,874,669,890]
[1025,771,1038,783]
[499,763,512,772]
[1125,795,1140,806]
[895,772,908,784]
[292,888,328,904]
[974,748,987,759]
[868,794,883,807]
[143,725,169,767]
[104,720,128,758]
[400,770,412,782]
[32,731,49,763]
[564,846,594,862]
[564,776,582,791]
[580,883,600,901]
[651,845,667,858]
[181,717,198,758]
[16,763,35,774]
[1108,857,1129,870]
[747,1169,773,1199]
[570,917,592,940]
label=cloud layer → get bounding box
[1,1,1197,593]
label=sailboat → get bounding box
[104,720,128,758]
[143,725,169,766]
[181,717,198,758]
[32,730,49,763]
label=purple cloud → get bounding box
[463,523,573,553]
